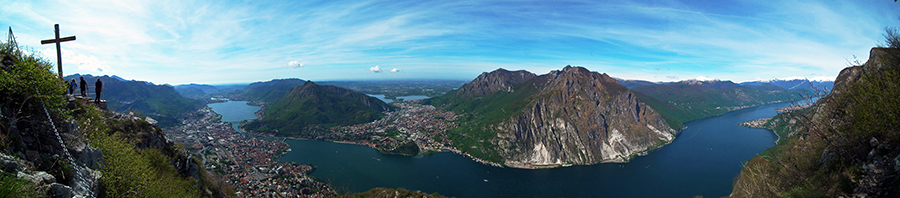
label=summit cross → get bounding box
[40,24,76,80]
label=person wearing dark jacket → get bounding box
[79,77,87,97]
[94,79,103,103]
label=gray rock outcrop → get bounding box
[442,66,678,168]
[499,66,676,167]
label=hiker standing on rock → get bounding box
[79,77,87,97]
[94,78,102,103]
[68,79,77,95]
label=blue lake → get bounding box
[209,101,790,198]
[208,101,260,122]
[365,94,431,103]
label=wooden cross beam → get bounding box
[40,24,76,80]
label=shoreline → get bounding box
[738,118,782,142]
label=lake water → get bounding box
[208,101,260,122]
[366,94,431,103]
[396,95,429,101]
[209,101,791,198]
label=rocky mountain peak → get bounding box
[291,80,323,99]
[833,48,900,94]
[455,68,536,98]
[542,66,626,97]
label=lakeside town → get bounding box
[245,100,461,155]
[165,107,337,197]
[738,105,808,129]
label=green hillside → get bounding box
[244,81,394,137]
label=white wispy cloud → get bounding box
[370,65,382,73]
[390,68,400,72]
[287,61,303,68]
[39,48,113,73]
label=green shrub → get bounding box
[77,103,200,197]
[0,42,67,118]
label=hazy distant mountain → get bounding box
[427,66,676,167]
[64,74,201,127]
[173,83,248,99]
[176,83,219,93]
[174,84,217,99]
[615,79,658,88]
[317,80,468,98]
[243,81,394,136]
[630,79,802,123]
[739,79,834,92]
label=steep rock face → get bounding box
[498,66,676,166]
[455,68,536,98]
[439,66,676,168]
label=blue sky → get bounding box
[2,0,899,85]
